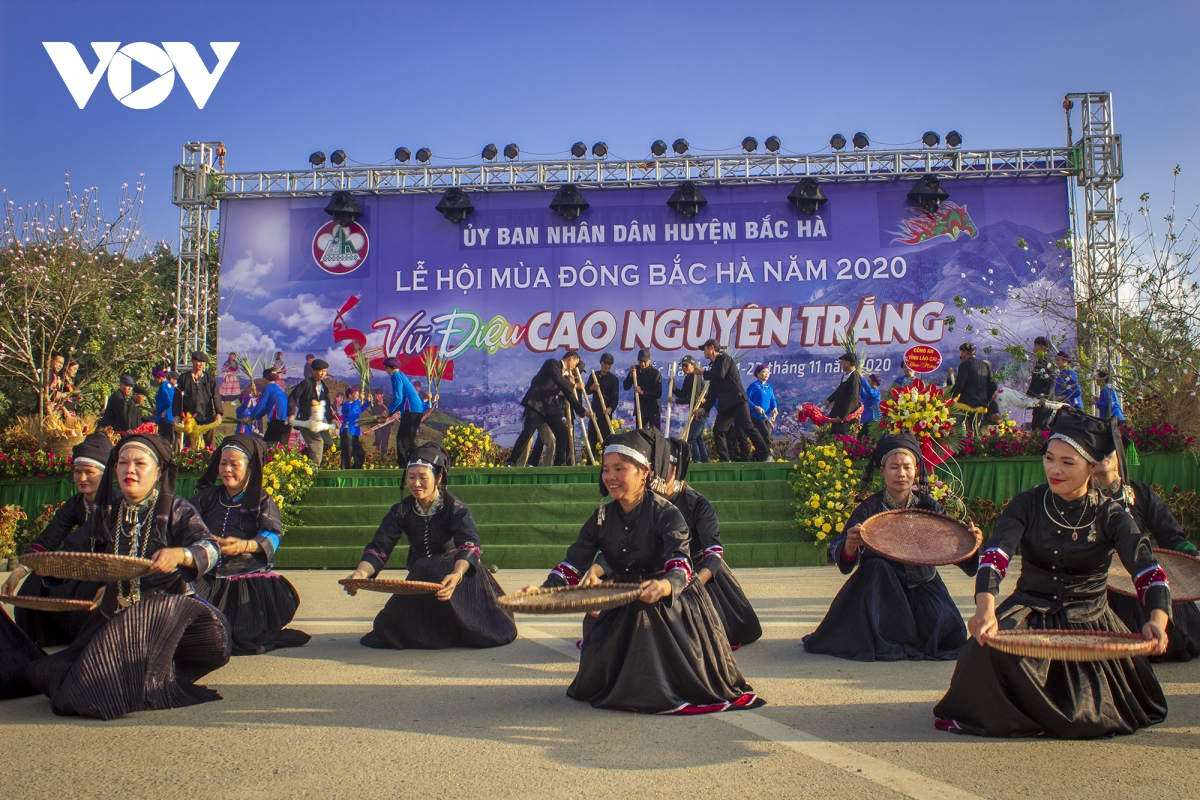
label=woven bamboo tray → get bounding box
[859,509,981,566]
[1107,548,1200,603]
[498,584,642,614]
[339,578,442,595]
[983,629,1156,661]
[19,552,153,582]
[0,594,99,613]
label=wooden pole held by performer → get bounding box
[665,361,677,437]
[631,366,643,429]
[681,379,708,442]
[571,368,597,465]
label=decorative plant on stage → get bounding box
[878,379,958,467]
[790,442,859,548]
[16,501,64,555]
[442,423,499,468]
[237,349,273,385]
[263,445,316,530]
[958,420,1048,458]
[594,417,629,459]
[175,444,216,473]
[0,504,28,559]
[0,447,72,479]
[349,346,373,399]
[419,347,451,408]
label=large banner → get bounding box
[218,177,1072,440]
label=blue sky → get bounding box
[1,0,1197,247]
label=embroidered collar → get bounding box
[413,491,443,518]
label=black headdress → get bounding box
[1047,405,1126,483]
[196,433,270,511]
[406,442,452,483]
[668,436,692,483]
[95,432,178,523]
[858,432,926,496]
[71,432,113,471]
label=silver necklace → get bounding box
[1042,488,1096,532]
[113,491,157,607]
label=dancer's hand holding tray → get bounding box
[339,578,443,597]
[20,551,154,582]
[1108,548,1200,602]
[982,629,1157,661]
[498,584,642,614]
[858,508,983,566]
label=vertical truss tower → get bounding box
[171,141,225,368]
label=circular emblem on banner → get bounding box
[312,220,369,275]
[904,345,942,373]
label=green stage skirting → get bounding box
[3,454,1195,569]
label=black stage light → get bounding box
[830,134,846,151]
[324,191,363,226]
[435,188,475,224]
[330,149,347,166]
[592,142,608,158]
[571,141,587,158]
[309,151,326,168]
[742,136,758,153]
[416,147,432,163]
[765,135,781,153]
[852,132,869,150]
[550,184,589,221]
[394,147,410,163]
[787,178,827,217]
[945,130,963,148]
[922,131,940,148]
[672,138,689,155]
[666,181,708,219]
[650,139,667,157]
[482,143,498,161]
[503,143,520,160]
[908,174,949,213]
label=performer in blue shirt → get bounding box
[746,364,778,448]
[859,373,883,433]
[1093,369,1125,421]
[339,386,370,469]
[384,357,428,464]
[252,367,291,446]
[1053,350,1082,408]
[153,368,176,442]
[235,385,261,437]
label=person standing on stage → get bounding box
[253,367,291,446]
[383,357,427,465]
[747,364,778,451]
[505,351,591,467]
[234,382,261,437]
[890,362,915,393]
[369,389,393,456]
[623,349,663,431]
[823,353,863,437]
[339,386,369,469]
[670,355,709,464]
[949,343,996,432]
[99,374,138,433]
[1094,369,1125,421]
[1053,350,1082,408]
[584,352,620,453]
[695,339,769,462]
[859,373,882,436]
[174,351,222,446]
[288,358,336,464]
[152,369,176,442]
[1027,335,1055,431]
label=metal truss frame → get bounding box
[171,141,224,368]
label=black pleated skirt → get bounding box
[1108,589,1200,663]
[933,601,1168,738]
[570,581,764,714]
[14,575,104,647]
[25,593,232,720]
[802,558,968,662]
[0,607,45,700]
[192,571,311,656]
[360,557,517,650]
[704,562,762,649]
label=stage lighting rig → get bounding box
[830,134,846,151]
[852,133,869,150]
[672,138,689,155]
[592,142,608,158]
[571,142,587,158]
[650,140,667,157]
[666,181,707,219]
[324,191,363,226]
[330,150,347,166]
[908,175,949,213]
[435,188,475,224]
[309,151,326,168]
[503,143,520,160]
[946,130,963,148]
[922,131,940,147]
[482,143,498,161]
[416,148,432,163]
[787,178,827,217]
[765,136,781,153]
[394,147,410,163]
[741,137,758,153]
[550,184,589,221]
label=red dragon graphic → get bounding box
[894,202,978,245]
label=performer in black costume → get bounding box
[623,349,664,431]
[4,433,112,646]
[20,434,230,719]
[174,351,222,446]
[934,408,1171,738]
[823,353,862,436]
[98,374,139,432]
[505,351,591,467]
[949,343,996,432]
[1027,335,1056,431]
[584,352,619,453]
[696,339,766,461]
[191,434,311,655]
[803,433,979,661]
[530,429,763,714]
[1091,450,1200,662]
[345,443,517,649]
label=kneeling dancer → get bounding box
[24,434,230,719]
[534,430,763,714]
[934,408,1170,738]
[191,434,311,655]
[803,433,979,662]
[345,443,516,649]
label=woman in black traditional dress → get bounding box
[343,443,516,649]
[19,434,231,719]
[529,430,763,714]
[3,433,111,646]
[803,433,979,662]
[191,434,310,655]
[1093,451,1200,662]
[934,408,1170,738]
